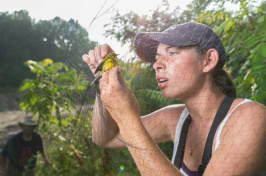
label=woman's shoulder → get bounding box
[230,98,265,117]
[209,98,265,173]
[224,98,265,133]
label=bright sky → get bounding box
[0,0,194,58]
[0,0,262,59]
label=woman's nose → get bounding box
[153,55,166,71]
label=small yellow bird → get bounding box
[90,52,119,86]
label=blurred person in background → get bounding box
[0,116,52,176]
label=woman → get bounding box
[82,22,265,176]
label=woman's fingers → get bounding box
[82,54,94,70]
[82,44,115,76]
[81,50,97,74]
[100,66,125,97]
[99,66,140,124]
[82,54,90,64]
[101,44,114,57]
[101,67,123,86]
[94,46,103,64]
[89,50,98,68]
[100,72,109,88]
[109,67,124,86]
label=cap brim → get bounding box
[134,33,159,63]
[134,32,197,63]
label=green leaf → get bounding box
[216,21,227,35]
[251,65,266,72]
[260,43,266,57]
[257,15,264,24]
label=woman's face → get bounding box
[153,43,205,99]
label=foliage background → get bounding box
[0,0,265,175]
[0,10,96,90]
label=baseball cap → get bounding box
[134,22,226,68]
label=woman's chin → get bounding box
[161,92,179,100]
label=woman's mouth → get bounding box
[157,78,168,89]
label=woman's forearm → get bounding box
[91,93,119,146]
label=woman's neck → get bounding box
[182,89,225,127]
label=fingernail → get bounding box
[101,52,107,57]
[82,55,88,62]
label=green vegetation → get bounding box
[19,59,139,175]
[19,59,88,122]
[0,0,265,175]
[0,10,96,90]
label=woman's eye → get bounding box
[170,51,177,56]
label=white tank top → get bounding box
[171,99,253,175]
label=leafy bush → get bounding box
[20,59,140,175]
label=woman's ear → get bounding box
[203,49,219,73]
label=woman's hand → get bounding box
[100,66,140,127]
[82,44,114,76]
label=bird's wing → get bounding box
[94,60,105,74]
[90,74,101,86]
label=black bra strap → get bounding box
[198,97,235,175]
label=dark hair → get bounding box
[179,45,236,97]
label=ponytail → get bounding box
[211,68,236,97]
